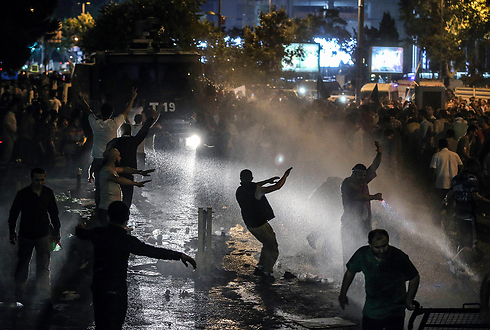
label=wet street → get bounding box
[0,146,489,329]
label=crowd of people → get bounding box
[0,74,87,173]
[4,73,490,328]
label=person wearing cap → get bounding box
[341,141,383,266]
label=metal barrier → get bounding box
[454,87,490,100]
[197,207,212,273]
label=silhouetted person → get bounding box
[236,167,292,283]
[339,229,420,330]
[341,141,383,265]
[82,88,137,207]
[446,158,490,267]
[97,148,153,225]
[8,167,61,304]
[76,201,196,330]
[106,108,159,207]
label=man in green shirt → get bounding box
[338,229,420,330]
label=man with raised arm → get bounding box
[82,88,138,207]
[341,141,383,265]
[76,201,196,330]
[236,167,292,283]
[97,148,153,225]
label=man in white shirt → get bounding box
[430,138,463,203]
[97,148,152,225]
[83,88,137,207]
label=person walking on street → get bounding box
[236,167,292,282]
[430,138,463,204]
[340,141,383,265]
[339,229,420,330]
[8,167,61,304]
[76,201,196,330]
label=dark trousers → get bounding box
[15,235,51,301]
[96,208,109,227]
[92,289,127,330]
[362,315,404,330]
[91,158,104,207]
[121,176,134,208]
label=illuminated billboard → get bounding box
[371,46,403,73]
[282,43,320,73]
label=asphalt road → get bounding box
[0,147,488,329]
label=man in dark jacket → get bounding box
[235,167,292,282]
[8,167,61,304]
[76,201,196,330]
[106,108,159,207]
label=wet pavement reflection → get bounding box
[0,145,489,329]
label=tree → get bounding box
[0,1,60,72]
[79,0,204,53]
[62,13,95,53]
[200,7,353,88]
[290,9,350,46]
[241,7,295,82]
[399,0,489,75]
[378,12,399,46]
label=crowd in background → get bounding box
[2,73,490,205]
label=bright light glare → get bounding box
[275,154,285,166]
[299,87,306,95]
[314,37,354,67]
[185,135,201,149]
[340,95,347,103]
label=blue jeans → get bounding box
[15,235,52,301]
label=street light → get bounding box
[78,1,91,14]
[355,0,365,105]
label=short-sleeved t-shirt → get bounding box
[346,245,419,319]
[89,114,125,158]
[99,166,121,210]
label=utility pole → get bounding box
[218,0,222,30]
[355,0,365,105]
[440,0,444,81]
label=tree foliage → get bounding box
[399,0,490,73]
[378,12,399,46]
[62,13,95,50]
[241,7,295,81]
[79,0,204,53]
[0,0,60,72]
[290,9,350,45]
[200,7,353,87]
